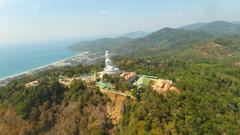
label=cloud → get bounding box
[99,10,109,14]
[176,12,184,17]
[32,2,41,12]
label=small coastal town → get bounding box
[0,51,101,88]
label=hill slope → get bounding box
[118,28,211,56]
[181,22,208,30]
[181,21,240,36]
[120,31,149,38]
[67,37,133,53]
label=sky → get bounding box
[0,0,240,45]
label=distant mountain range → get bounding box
[119,28,211,56]
[67,31,148,52]
[180,23,208,30]
[68,37,134,53]
[180,21,240,36]
[181,21,240,30]
[68,20,240,59]
[120,31,149,38]
[232,21,240,25]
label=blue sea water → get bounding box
[0,41,79,80]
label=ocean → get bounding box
[0,41,79,80]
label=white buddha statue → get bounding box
[104,50,120,74]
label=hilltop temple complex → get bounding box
[97,50,179,94]
[25,50,179,95]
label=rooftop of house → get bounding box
[120,72,137,81]
[97,81,111,89]
[25,80,39,88]
[135,75,152,87]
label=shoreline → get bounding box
[0,53,81,81]
[0,51,100,87]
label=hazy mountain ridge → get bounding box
[68,20,240,58]
[68,37,134,53]
[180,22,208,30]
[68,27,212,54]
[67,31,149,53]
[232,21,240,25]
[120,31,149,38]
[181,21,240,36]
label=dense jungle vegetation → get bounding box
[1,54,240,134]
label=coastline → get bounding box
[0,51,101,88]
[0,53,80,81]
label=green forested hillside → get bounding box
[0,64,112,134]
[1,54,240,134]
[118,28,211,56]
[115,55,240,134]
